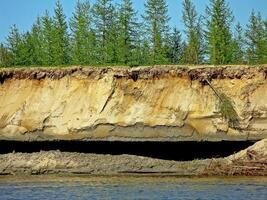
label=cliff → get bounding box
[1,65,267,141]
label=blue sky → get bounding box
[0,0,266,43]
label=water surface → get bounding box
[0,176,266,199]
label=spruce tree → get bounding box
[139,40,151,65]
[6,25,25,66]
[206,0,234,64]
[0,43,11,67]
[182,0,204,64]
[26,17,45,65]
[70,0,96,65]
[22,32,35,65]
[143,0,170,64]
[92,0,115,64]
[52,0,70,65]
[264,20,267,62]
[167,28,183,64]
[106,10,119,64]
[245,11,266,64]
[117,0,140,65]
[42,11,54,65]
[232,22,245,64]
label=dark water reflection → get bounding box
[0,176,267,200]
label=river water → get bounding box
[0,176,266,200]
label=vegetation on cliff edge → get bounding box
[0,0,266,67]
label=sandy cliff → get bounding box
[1,65,267,141]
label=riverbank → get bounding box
[0,138,266,176]
[1,65,267,142]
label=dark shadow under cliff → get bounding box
[0,140,255,161]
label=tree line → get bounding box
[0,0,266,67]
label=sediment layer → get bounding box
[0,138,266,176]
[1,65,267,141]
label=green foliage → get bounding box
[70,0,96,65]
[245,11,267,64]
[0,43,11,67]
[1,0,267,67]
[143,0,170,64]
[206,80,239,127]
[182,0,204,64]
[117,0,140,65]
[218,93,239,127]
[232,23,245,64]
[92,0,116,64]
[42,11,54,65]
[6,25,22,66]
[51,0,70,65]
[206,0,234,65]
[167,28,184,64]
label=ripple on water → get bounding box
[0,176,267,200]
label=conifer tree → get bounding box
[106,10,120,64]
[26,17,45,65]
[6,25,25,66]
[140,40,151,65]
[0,43,11,67]
[143,0,170,64]
[206,0,234,64]
[264,20,267,62]
[22,32,35,65]
[232,23,245,64]
[245,11,266,64]
[182,0,204,64]
[51,0,70,65]
[70,0,95,65]
[117,0,140,65]
[167,28,184,64]
[42,11,54,65]
[92,0,115,64]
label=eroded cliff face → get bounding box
[1,65,267,141]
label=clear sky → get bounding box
[0,0,266,43]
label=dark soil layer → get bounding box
[0,65,267,84]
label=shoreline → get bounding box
[0,138,266,177]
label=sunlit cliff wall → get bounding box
[1,66,267,141]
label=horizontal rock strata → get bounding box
[1,65,267,141]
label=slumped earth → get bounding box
[0,138,266,176]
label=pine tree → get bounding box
[245,11,266,64]
[117,0,140,65]
[232,22,245,64]
[51,0,70,65]
[42,11,54,65]
[143,0,170,64]
[167,28,183,64]
[70,0,96,65]
[92,0,115,64]
[206,0,234,64]
[182,0,204,64]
